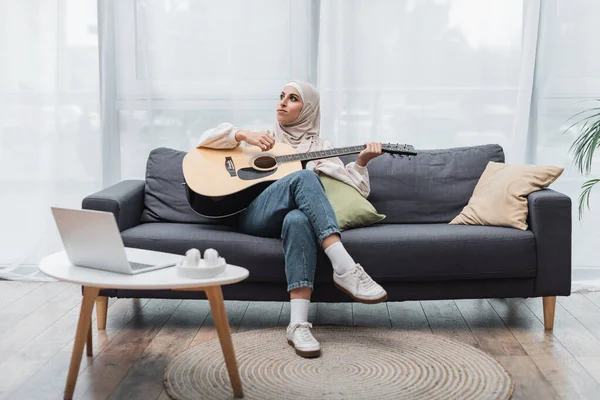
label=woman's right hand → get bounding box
[235,130,275,151]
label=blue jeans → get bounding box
[238,170,340,292]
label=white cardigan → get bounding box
[197,123,371,198]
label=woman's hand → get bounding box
[236,130,275,151]
[356,142,383,167]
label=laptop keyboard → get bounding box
[130,262,155,271]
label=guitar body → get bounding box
[183,143,303,218]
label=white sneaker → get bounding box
[286,322,321,358]
[333,264,388,304]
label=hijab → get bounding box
[272,80,323,153]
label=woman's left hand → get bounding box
[356,142,383,167]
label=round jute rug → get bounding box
[164,326,514,400]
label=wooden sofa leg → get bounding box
[96,296,108,330]
[542,296,556,330]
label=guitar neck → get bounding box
[274,145,367,164]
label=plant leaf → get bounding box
[568,117,600,175]
[565,106,600,123]
[578,178,600,221]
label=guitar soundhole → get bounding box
[252,156,277,171]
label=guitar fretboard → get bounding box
[274,145,366,164]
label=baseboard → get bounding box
[571,267,600,292]
[572,267,600,282]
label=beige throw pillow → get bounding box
[449,161,564,230]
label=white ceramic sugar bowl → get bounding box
[176,248,227,279]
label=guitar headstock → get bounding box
[381,143,417,158]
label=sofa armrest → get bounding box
[82,180,146,232]
[527,188,572,296]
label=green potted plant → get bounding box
[566,100,600,220]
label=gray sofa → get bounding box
[82,144,572,330]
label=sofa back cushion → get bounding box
[340,144,505,224]
[141,147,237,225]
[143,144,504,226]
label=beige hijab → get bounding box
[272,80,323,153]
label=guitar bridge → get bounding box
[225,157,237,177]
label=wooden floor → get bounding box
[0,282,599,399]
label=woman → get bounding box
[197,80,386,358]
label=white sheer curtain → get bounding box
[317,0,599,290]
[112,0,318,182]
[318,0,526,154]
[2,0,598,289]
[0,0,101,280]
[532,0,600,289]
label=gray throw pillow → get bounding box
[140,147,237,226]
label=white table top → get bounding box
[39,249,249,290]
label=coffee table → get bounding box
[39,249,249,400]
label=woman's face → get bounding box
[277,86,303,125]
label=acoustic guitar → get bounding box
[182,142,417,218]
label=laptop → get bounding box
[51,207,179,274]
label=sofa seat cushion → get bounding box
[337,224,537,282]
[121,222,536,283]
[121,223,287,283]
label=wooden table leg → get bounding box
[96,296,108,330]
[205,285,244,398]
[86,320,93,357]
[64,286,99,400]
